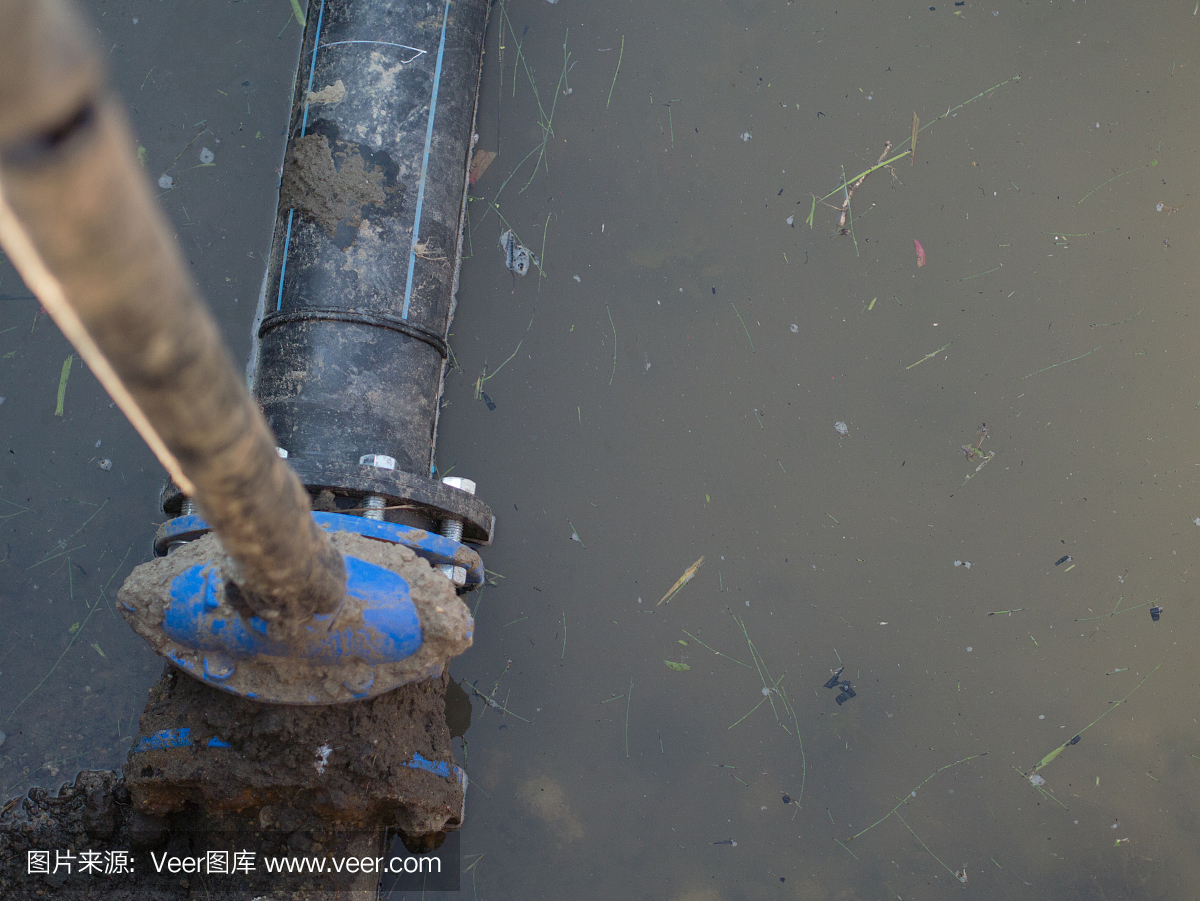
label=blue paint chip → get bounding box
[402,752,454,778]
[207,737,232,748]
[133,727,192,753]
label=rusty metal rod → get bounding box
[0,0,346,625]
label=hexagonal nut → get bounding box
[441,476,477,495]
[359,453,397,470]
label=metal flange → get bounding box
[154,511,485,587]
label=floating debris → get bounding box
[199,147,214,164]
[468,148,496,185]
[98,459,113,471]
[658,556,704,606]
[1055,555,1071,566]
[158,174,174,189]
[500,229,535,276]
[1150,605,1162,622]
[824,666,856,704]
[834,421,849,437]
[913,238,927,268]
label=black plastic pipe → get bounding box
[249,0,494,544]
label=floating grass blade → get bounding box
[607,36,624,108]
[1022,345,1103,380]
[624,677,633,758]
[905,342,951,371]
[658,556,704,605]
[607,304,617,385]
[1031,662,1161,775]
[55,354,73,416]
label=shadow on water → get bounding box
[5,0,1200,899]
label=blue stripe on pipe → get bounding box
[276,208,294,312]
[401,0,451,320]
[300,0,328,137]
[278,0,327,313]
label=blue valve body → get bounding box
[163,555,423,664]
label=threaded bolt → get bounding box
[358,453,397,522]
[363,495,386,521]
[438,476,476,586]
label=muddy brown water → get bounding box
[3,1,1200,899]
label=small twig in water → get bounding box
[607,304,617,385]
[607,36,624,108]
[1022,345,1102,380]
[730,301,754,352]
[905,341,951,370]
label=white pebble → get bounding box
[158,174,174,189]
[1038,714,1045,719]
[966,646,972,652]
[199,147,215,164]
[786,215,794,226]
[790,324,798,333]
[834,421,849,436]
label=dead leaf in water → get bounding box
[469,149,497,186]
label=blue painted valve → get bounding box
[118,512,481,705]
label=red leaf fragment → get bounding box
[469,149,497,186]
[913,239,927,268]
